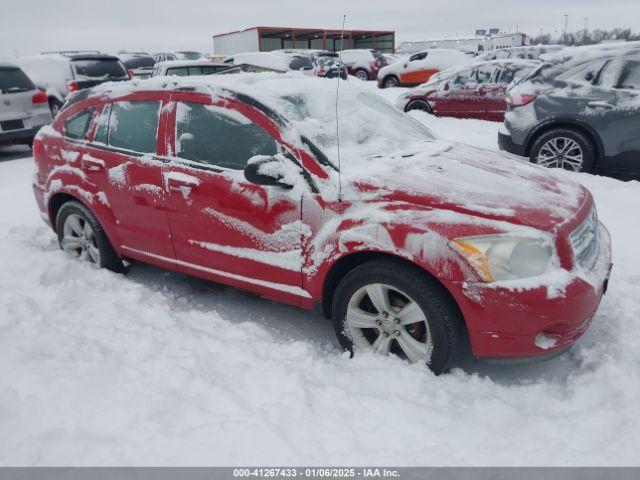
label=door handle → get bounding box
[587,101,615,110]
[164,171,201,193]
[81,155,105,171]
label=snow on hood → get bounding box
[90,73,586,229]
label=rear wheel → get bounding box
[530,128,595,173]
[405,99,432,113]
[354,69,369,81]
[382,76,399,88]
[56,201,125,272]
[331,259,463,374]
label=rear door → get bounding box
[476,64,506,121]
[162,92,306,304]
[83,92,175,265]
[436,67,479,118]
[591,56,640,174]
[400,52,435,85]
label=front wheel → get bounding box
[405,99,432,113]
[332,259,463,374]
[56,201,125,272]
[529,128,595,173]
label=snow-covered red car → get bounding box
[31,75,612,373]
[397,59,539,121]
[378,49,471,88]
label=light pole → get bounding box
[563,14,569,44]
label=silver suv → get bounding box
[0,63,52,148]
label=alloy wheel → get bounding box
[345,283,432,364]
[355,70,369,81]
[536,137,584,171]
[61,213,101,264]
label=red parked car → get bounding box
[32,75,611,373]
[397,59,539,121]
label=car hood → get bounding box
[344,141,587,233]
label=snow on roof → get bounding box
[155,59,223,69]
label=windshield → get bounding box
[316,54,343,68]
[0,67,35,93]
[275,89,435,169]
[72,59,128,79]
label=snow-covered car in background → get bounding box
[223,52,314,74]
[113,52,156,79]
[397,59,539,121]
[378,49,471,88]
[31,74,611,373]
[152,51,208,63]
[500,42,640,177]
[0,63,52,147]
[476,45,565,62]
[151,60,232,77]
[17,52,129,116]
[339,49,388,81]
[271,50,348,78]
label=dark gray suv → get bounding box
[498,43,640,178]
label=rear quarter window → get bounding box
[64,108,96,140]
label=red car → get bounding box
[32,75,611,373]
[397,59,539,122]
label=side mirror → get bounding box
[585,71,595,82]
[244,155,294,189]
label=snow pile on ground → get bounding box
[1,92,640,466]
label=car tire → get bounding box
[49,98,63,118]
[354,69,369,81]
[382,76,400,88]
[331,259,463,374]
[405,99,433,113]
[529,128,595,173]
[56,201,126,273]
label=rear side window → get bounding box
[72,59,128,79]
[498,65,533,84]
[64,108,96,140]
[0,67,36,93]
[563,59,608,84]
[175,102,277,170]
[166,67,189,76]
[104,101,161,153]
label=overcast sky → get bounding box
[1,0,639,59]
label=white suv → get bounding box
[0,63,52,148]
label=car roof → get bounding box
[30,52,121,62]
[157,60,221,68]
[0,62,20,69]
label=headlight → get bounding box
[450,234,557,282]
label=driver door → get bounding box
[162,92,305,304]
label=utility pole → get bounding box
[563,14,569,44]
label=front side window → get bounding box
[175,102,278,170]
[475,65,497,84]
[615,60,640,90]
[64,108,96,140]
[453,69,474,85]
[105,101,161,153]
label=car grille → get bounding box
[0,119,24,131]
[570,208,599,270]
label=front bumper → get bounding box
[450,224,612,360]
[498,130,526,157]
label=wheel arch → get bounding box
[382,73,400,87]
[47,190,121,252]
[524,119,604,166]
[320,251,466,331]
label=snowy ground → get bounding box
[1,83,640,466]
